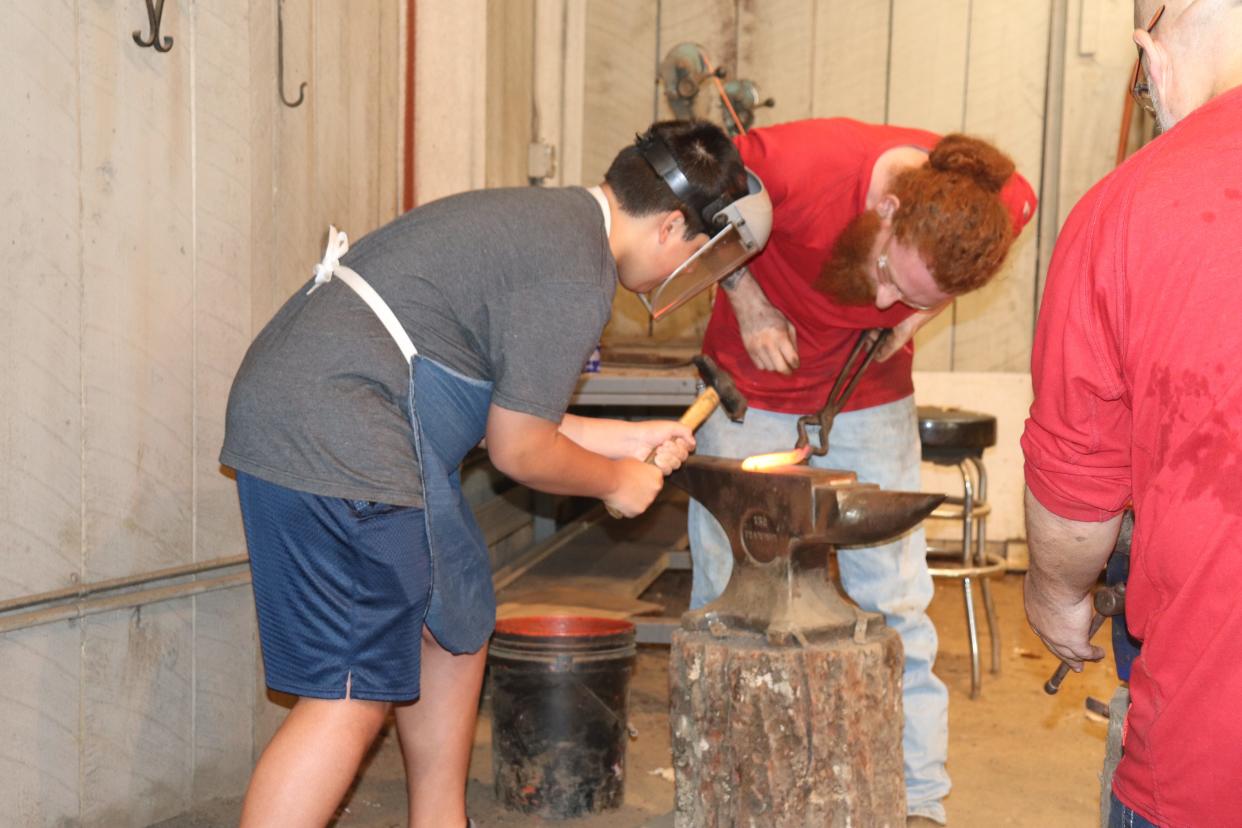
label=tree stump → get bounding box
[669,626,905,827]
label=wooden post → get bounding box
[669,625,906,827]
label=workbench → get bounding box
[569,350,699,408]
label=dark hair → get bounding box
[604,120,748,240]
[890,134,1017,295]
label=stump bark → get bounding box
[670,626,905,827]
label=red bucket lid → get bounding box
[494,615,635,638]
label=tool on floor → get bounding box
[795,328,891,458]
[605,354,747,518]
[1043,583,1127,695]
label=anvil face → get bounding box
[668,455,944,645]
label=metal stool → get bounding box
[918,406,1006,699]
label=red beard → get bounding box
[814,210,881,306]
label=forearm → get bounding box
[489,404,671,517]
[722,266,799,374]
[719,266,769,314]
[1024,487,1120,599]
[558,413,632,459]
[497,424,623,498]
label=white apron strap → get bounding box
[307,225,418,363]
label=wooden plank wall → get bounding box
[2,5,84,822]
[579,0,660,341]
[811,1,891,122]
[1045,0,1147,301]
[953,1,1051,372]
[0,1,403,824]
[564,0,1142,373]
[486,0,536,188]
[413,0,488,204]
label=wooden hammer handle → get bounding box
[641,386,720,463]
[607,387,723,518]
[679,387,722,431]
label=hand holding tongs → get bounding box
[795,328,891,457]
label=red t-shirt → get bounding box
[702,119,936,414]
[1023,86,1242,825]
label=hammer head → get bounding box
[692,354,748,422]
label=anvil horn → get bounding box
[823,488,945,546]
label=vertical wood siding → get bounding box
[0,1,403,823]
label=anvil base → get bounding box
[670,625,905,827]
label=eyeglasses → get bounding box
[1130,5,1166,116]
[875,236,936,311]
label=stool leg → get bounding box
[970,456,1002,675]
[960,461,974,567]
[958,460,983,698]
[963,575,981,699]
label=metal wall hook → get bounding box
[278,0,307,108]
[133,0,174,53]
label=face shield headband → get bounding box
[634,133,772,320]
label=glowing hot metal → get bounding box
[740,445,811,472]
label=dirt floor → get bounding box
[158,571,1117,827]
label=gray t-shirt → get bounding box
[220,186,615,506]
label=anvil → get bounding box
[669,455,944,646]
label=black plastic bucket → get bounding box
[488,615,637,818]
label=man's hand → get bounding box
[741,304,799,374]
[1023,572,1105,671]
[548,413,691,518]
[490,406,669,516]
[603,458,665,518]
[622,420,695,474]
[722,268,799,374]
[1023,487,1122,671]
[874,303,949,362]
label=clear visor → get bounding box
[639,166,771,321]
[640,224,754,320]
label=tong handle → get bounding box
[795,328,891,457]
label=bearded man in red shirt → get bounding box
[1023,1,1242,825]
[690,119,1036,825]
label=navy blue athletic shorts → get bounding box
[236,471,432,702]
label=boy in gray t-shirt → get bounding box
[224,120,761,827]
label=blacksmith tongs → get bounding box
[795,328,892,457]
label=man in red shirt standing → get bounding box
[1022,2,1242,825]
[690,119,1037,825]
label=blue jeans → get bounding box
[687,397,950,821]
[1109,792,1161,828]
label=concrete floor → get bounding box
[160,571,1117,827]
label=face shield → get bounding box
[640,167,773,320]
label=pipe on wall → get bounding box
[0,555,252,634]
[0,569,253,635]
[0,554,250,615]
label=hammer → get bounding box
[1043,583,1126,695]
[605,354,748,518]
